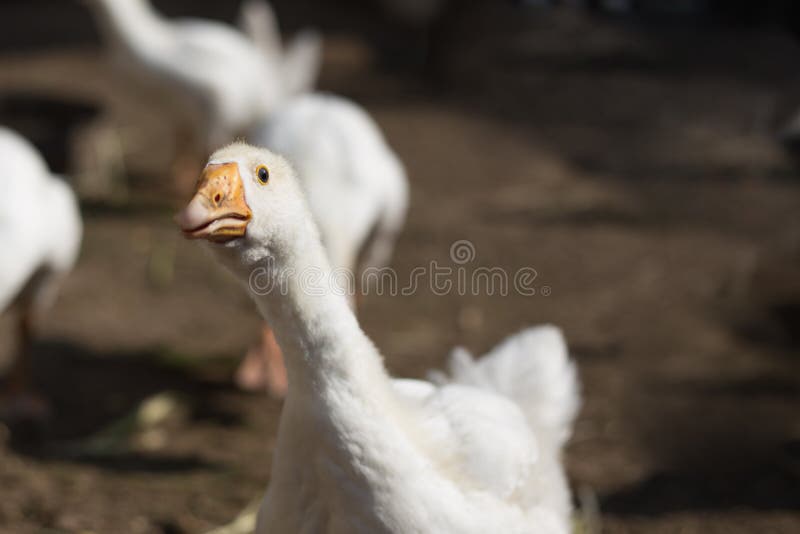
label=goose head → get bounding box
[176,142,313,273]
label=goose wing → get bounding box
[393,378,538,500]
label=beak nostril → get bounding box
[213,193,222,204]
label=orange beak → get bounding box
[176,162,252,243]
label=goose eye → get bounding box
[256,165,269,185]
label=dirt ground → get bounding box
[1,2,800,533]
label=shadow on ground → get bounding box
[5,338,245,472]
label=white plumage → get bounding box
[431,327,581,522]
[177,143,579,534]
[249,93,408,274]
[238,0,323,99]
[236,93,408,394]
[85,0,280,149]
[0,127,82,417]
[0,127,82,313]
[257,327,577,534]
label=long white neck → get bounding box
[241,204,436,529]
[87,0,172,58]
[247,218,390,399]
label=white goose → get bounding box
[238,0,323,98]
[238,93,409,395]
[177,143,579,533]
[0,127,82,419]
[251,94,407,274]
[84,0,281,185]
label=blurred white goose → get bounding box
[252,94,409,294]
[177,143,579,533]
[238,0,323,98]
[0,127,82,419]
[237,93,409,395]
[84,0,281,186]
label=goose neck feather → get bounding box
[249,221,389,398]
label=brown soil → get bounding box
[1,2,800,533]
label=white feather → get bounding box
[249,93,408,274]
[433,326,580,523]
[85,0,281,148]
[238,0,323,98]
[194,144,578,534]
[238,0,283,65]
[440,326,580,451]
[280,30,323,97]
[0,127,82,313]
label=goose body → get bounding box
[0,127,82,418]
[262,328,576,534]
[0,128,82,313]
[238,0,323,99]
[86,0,279,148]
[178,143,578,533]
[250,93,408,274]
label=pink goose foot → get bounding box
[235,324,288,399]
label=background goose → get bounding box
[239,93,409,395]
[0,127,82,420]
[251,93,408,276]
[84,0,280,188]
[238,0,323,99]
[177,143,578,533]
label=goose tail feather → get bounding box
[435,325,580,452]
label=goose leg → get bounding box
[6,310,32,394]
[0,309,49,422]
[235,324,288,399]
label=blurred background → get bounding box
[1,0,800,532]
